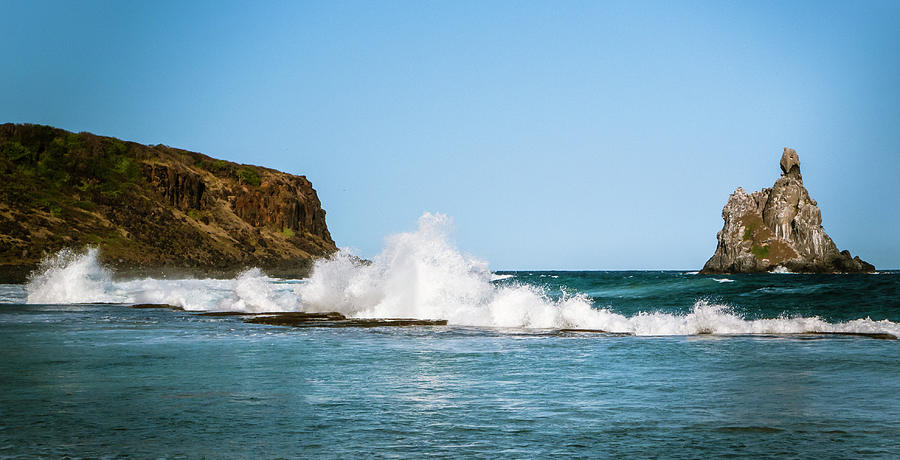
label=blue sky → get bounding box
[2,0,898,269]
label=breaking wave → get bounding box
[24,249,299,312]
[770,266,795,274]
[19,213,900,338]
[25,248,119,304]
[294,213,900,337]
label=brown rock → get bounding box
[130,304,185,311]
[701,148,874,274]
[779,147,801,178]
[244,312,447,328]
[0,123,338,281]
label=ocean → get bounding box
[1,215,898,458]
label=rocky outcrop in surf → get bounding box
[701,148,874,274]
[0,123,336,281]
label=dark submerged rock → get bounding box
[244,312,447,328]
[558,328,634,336]
[130,303,185,311]
[801,331,897,340]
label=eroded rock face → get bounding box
[779,147,801,178]
[230,174,331,244]
[701,148,874,274]
[0,123,337,280]
[143,164,207,211]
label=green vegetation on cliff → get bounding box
[701,148,874,274]
[0,123,336,281]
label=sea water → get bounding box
[1,214,898,457]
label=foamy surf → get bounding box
[25,248,121,304]
[23,249,300,312]
[770,266,795,274]
[17,213,900,339]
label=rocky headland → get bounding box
[0,123,336,282]
[701,148,874,274]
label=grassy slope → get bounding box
[0,124,336,281]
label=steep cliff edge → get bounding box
[701,148,874,274]
[0,123,336,281]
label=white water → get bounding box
[22,249,300,312]
[24,248,118,304]
[770,266,796,274]
[14,213,900,338]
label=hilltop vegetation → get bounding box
[0,124,336,281]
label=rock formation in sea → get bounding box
[701,148,874,274]
[0,123,336,281]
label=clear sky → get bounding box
[2,0,898,269]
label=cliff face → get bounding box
[0,123,336,280]
[701,148,874,274]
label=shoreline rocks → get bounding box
[244,312,448,328]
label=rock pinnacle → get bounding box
[779,147,801,179]
[701,147,873,274]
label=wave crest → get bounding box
[19,213,900,339]
[24,251,298,312]
[26,248,121,304]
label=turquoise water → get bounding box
[505,271,900,322]
[1,271,899,458]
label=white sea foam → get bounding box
[295,213,900,337]
[490,274,516,281]
[25,248,123,304]
[20,214,900,338]
[770,266,795,274]
[24,250,299,312]
[713,278,735,283]
[116,268,300,312]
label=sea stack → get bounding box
[701,148,874,274]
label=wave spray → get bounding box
[20,213,900,338]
